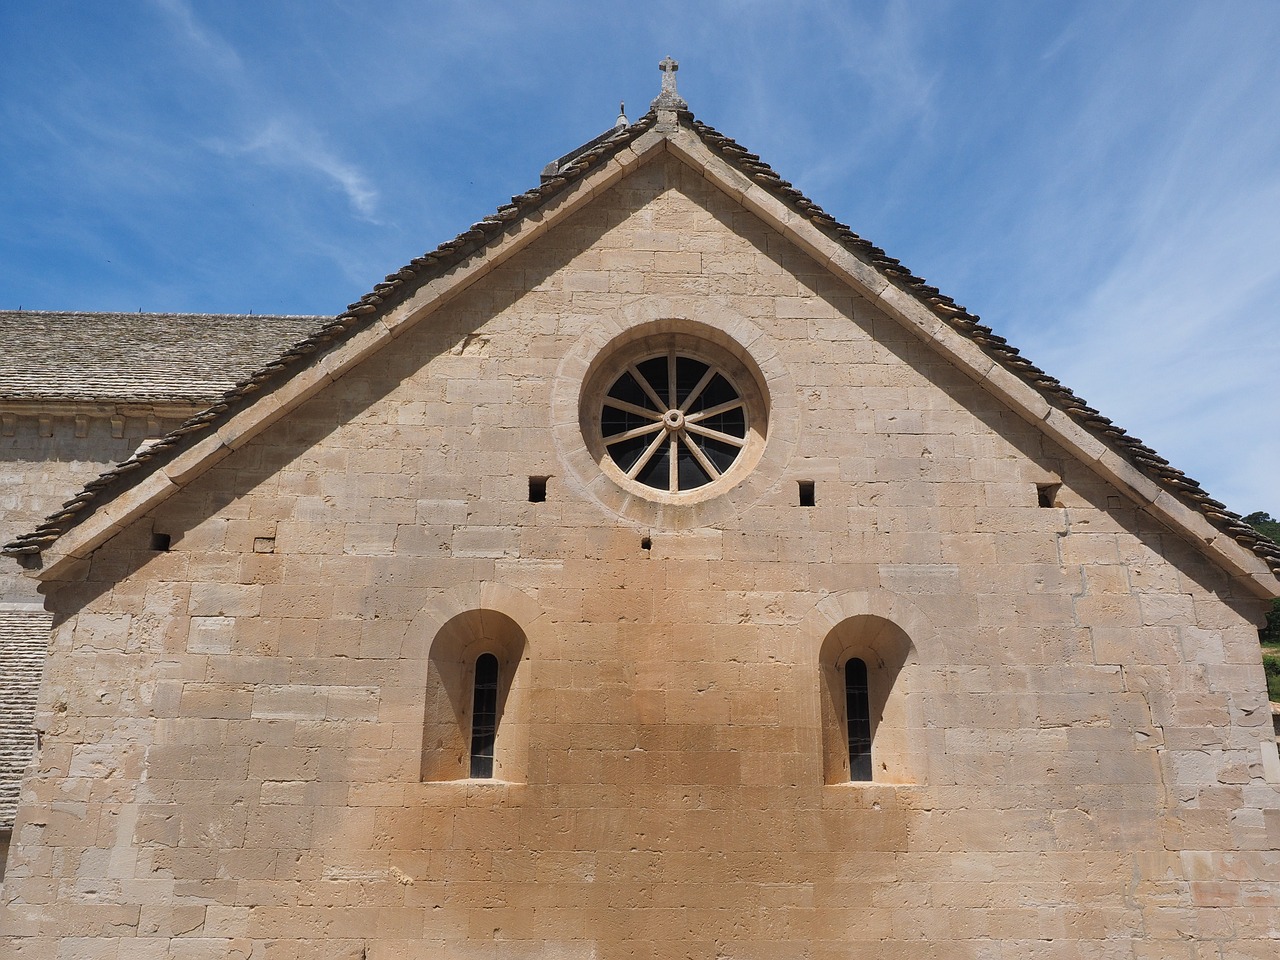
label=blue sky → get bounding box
[2,1,1277,517]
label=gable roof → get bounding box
[5,104,1279,596]
[0,310,327,404]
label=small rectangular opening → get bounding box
[150,532,172,552]
[641,536,652,551]
[528,476,548,503]
[1036,483,1061,508]
[798,480,815,507]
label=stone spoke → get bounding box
[604,398,664,421]
[681,432,721,480]
[685,421,746,448]
[625,428,669,481]
[678,366,717,414]
[603,421,665,445]
[685,398,744,423]
[627,363,668,413]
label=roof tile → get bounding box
[0,311,328,404]
[5,111,1278,579]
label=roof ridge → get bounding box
[5,109,1278,582]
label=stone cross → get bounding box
[660,57,679,94]
[651,55,688,113]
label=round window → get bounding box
[579,330,768,504]
[601,350,748,493]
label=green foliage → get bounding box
[1263,600,1280,647]
[1243,513,1280,648]
[1243,511,1280,544]
[1265,654,1280,702]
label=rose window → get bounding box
[600,350,748,493]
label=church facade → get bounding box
[3,66,1279,957]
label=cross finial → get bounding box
[651,55,688,113]
[660,56,678,88]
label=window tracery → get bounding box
[600,350,748,493]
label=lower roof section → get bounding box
[0,311,329,405]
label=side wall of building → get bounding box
[0,409,190,855]
[3,156,1277,958]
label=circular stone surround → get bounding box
[550,306,800,528]
[580,329,769,506]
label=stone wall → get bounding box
[0,409,194,843]
[3,155,1277,958]
[0,409,193,604]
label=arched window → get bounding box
[421,609,529,784]
[819,615,916,785]
[469,653,500,778]
[844,657,872,782]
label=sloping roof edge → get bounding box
[6,107,1279,595]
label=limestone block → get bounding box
[187,584,261,618]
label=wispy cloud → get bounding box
[1039,22,1079,63]
[149,0,380,222]
[216,121,381,221]
[1005,8,1280,511]
[1042,170,1280,509]
[148,0,244,76]
[837,0,937,119]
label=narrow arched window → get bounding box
[845,657,872,781]
[469,653,500,778]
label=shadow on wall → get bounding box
[819,615,916,785]
[421,609,529,783]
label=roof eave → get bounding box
[664,126,1280,599]
[16,123,671,582]
[9,110,1280,599]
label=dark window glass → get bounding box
[690,373,737,414]
[700,437,740,473]
[470,653,500,778]
[676,443,712,489]
[845,657,872,781]
[606,433,652,473]
[700,406,747,438]
[602,403,652,437]
[635,438,671,489]
[675,355,708,398]
[606,370,657,412]
[635,356,671,404]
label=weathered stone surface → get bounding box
[1,132,1278,960]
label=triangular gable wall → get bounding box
[6,111,1278,599]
